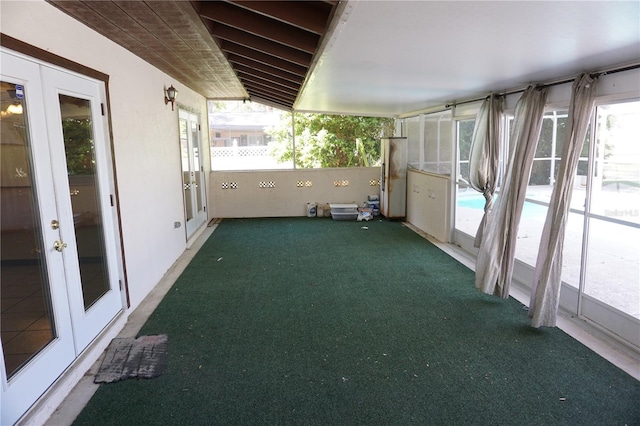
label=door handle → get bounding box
[53,240,68,252]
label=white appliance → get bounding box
[380,137,408,218]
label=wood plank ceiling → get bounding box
[47,0,339,110]
[194,1,338,109]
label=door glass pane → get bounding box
[585,219,639,318]
[590,102,640,225]
[455,119,482,237]
[560,211,584,288]
[180,118,193,221]
[515,111,568,271]
[59,94,109,310]
[191,120,203,212]
[1,81,56,379]
[584,101,640,318]
[560,124,591,289]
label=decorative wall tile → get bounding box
[221,182,237,189]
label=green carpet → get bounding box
[74,218,640,425]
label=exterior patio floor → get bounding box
[43,220,639,426]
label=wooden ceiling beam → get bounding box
[242,79,299,99]
[234,65,302,91]
[228,58,304,85]
[209,23,312,68]
[246,95,292,111]
[245,87,296,107]
[227,1,334,35]
[223,44,307,77]
[198,1,319,54]
[239,79,300,100]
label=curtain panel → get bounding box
[529,74,597,327]
[475,85,549,298]
[468,94,504,247]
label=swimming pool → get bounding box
[457,195,548,217]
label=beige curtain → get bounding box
[468,95,503,247]
[529,74,597,327]
[475,85,549,298]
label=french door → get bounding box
[1,50,123,425]
[179,109,207,239]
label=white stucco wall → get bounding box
[1,0,209,308]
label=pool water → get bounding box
[457,195,548,218]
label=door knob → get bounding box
[53,240,68,252]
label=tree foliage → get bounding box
[63,118,95,175]
[267,113,394,168]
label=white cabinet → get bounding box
[406,169,451,242]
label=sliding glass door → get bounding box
[579,101,639,341]
[453,98,639,347]
[454,117,483,242]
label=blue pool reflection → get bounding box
[457,195,548,218]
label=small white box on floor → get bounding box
[329,203,358,220]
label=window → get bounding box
[209,100,292,170]
[424,111,452,174]
[209,101,393,170]
[405,116,420,169]
[288,113,393,168]
[404,110,452,175]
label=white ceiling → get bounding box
[296,0,640,117]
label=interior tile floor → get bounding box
[1,264,54,378]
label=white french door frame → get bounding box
[1,48,125,426]
[41,65,124,351]
[179,109,207,239]
[1,49,77,426]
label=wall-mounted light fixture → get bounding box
[6,103,23,115]
[164,85,178,111]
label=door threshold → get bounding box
[186,222,210,249]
